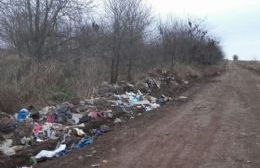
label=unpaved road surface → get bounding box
[38,63,260,168]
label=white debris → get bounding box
[114,118,122,124]
[73,128,86,136]
[35,144,66,159]
[179,96,188,100]
[0,139,15,156]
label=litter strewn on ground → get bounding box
[0,69,193,167]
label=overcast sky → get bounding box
[148,0,260,60]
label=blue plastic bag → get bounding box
[92,129,104,137]
[75,136,93,149]
[16,108,30,122]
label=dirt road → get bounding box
[38,63,260,168]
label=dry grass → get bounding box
[0,87,22,114]
[171,64,202,79]
[0,55,109,113]
[238,61,260,74]
[0,55,226,114]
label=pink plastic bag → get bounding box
[47,115,54,123]
[88,112,99,119]
[33,123,42,136]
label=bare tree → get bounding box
[158,18,224,67]
[104,0,125,84]
[0,0,93,60]
[124,0,151,81]
[233,54,238,61]
[104,0,151,83]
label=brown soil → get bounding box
[36,62,260,168]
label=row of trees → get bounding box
[0,0,224,84]
[159,19,223,66]
[0,0,92,59]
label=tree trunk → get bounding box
[110,57,116,84]
[127,58,133,81]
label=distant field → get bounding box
[237,61,260,74]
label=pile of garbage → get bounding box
[0,69,190,167]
